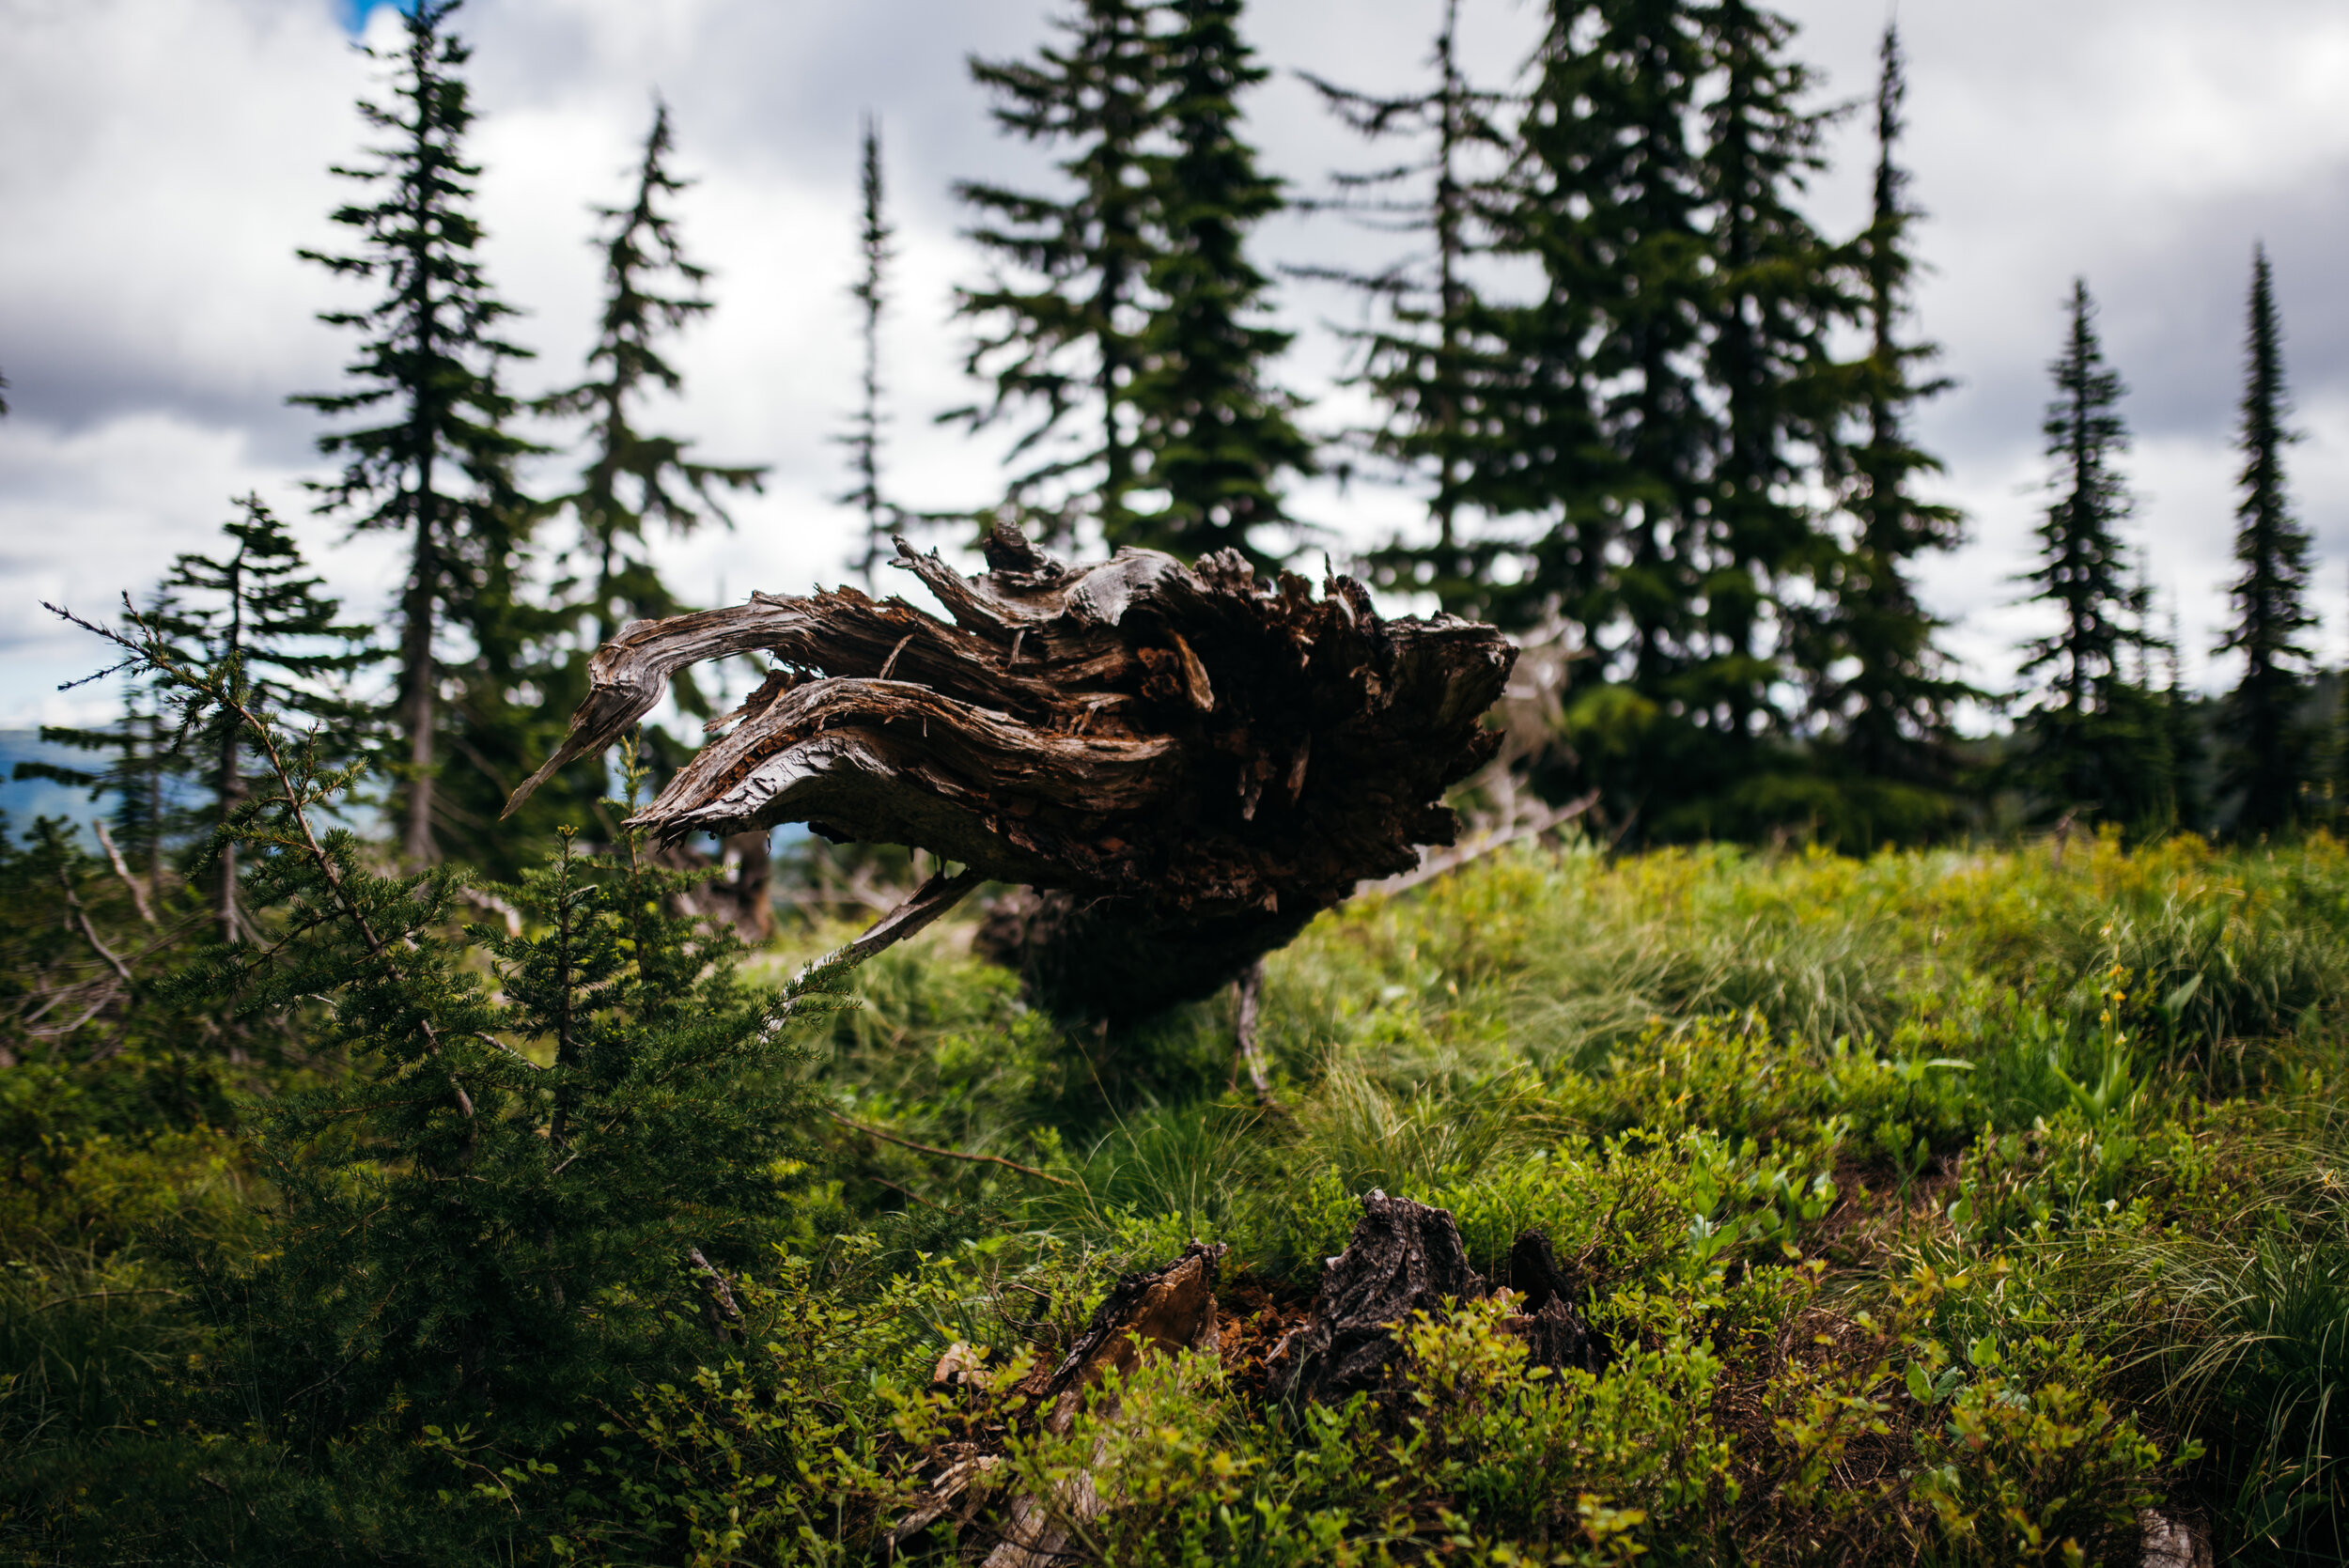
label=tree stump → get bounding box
[1506,1226,1610,1375]
[888,1242,1226,1563]
[507,521,1515,1021]
[1273,1190,1487,1405]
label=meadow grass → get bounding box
[11,828,2349,1562]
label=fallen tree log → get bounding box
[508,521,1515,1021]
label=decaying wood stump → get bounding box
[890,1242,1226,1562]
[506,521,1515,1021]
[1506,1226,1611,1375]
[1272,1190,1488,1405]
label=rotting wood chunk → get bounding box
[1504,1226,1610,1375]
[889,1242,1227,1561]
[1273,1191,1487,1405]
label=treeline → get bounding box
[16,0,2333,869]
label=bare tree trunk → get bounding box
[721,829,773,942]
[400,515,437,865]
[1231,958,1276,1105]
[509,521,1513,1022]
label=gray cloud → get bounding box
[3,0,2343,728]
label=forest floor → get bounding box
[8,829,2349,1562]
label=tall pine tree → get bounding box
[1122,0,1312,567]
[1303,0,1517,613]
[14,663,178,896]
[1498,0,1773,838]
[540,102,765,651]
[840,116,898,584]
[291,0,537,864]
[153,498,371,941]
[1693,0,1841,754]
[953,0,1161,543]
[1810,23,1970,835]
[2013,280,2165,828]
[2215,243,2314,836]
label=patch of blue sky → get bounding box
[336,0,419,35]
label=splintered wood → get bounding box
[509,520,1515,1020]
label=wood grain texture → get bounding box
[511,520,1515,1019]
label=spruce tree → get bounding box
[290,0,538,864]
[1303,0,1517,613]
[841,116,899,584]
[952,0,1161,542]
[2014,280,2163,826]
[151,497,371,941]
[14,667,178,895]
[1493,0,1716,832]
[74,597,848,1441]
[2168,600,2209,833]
[1123,0,1312,567]
[540,102,765,651]
[1812,23,1970,830]
[1693,0,1841,751]
[2215,244,2314,836]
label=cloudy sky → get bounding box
[4,0,2346,733]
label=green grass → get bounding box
[12,827,2349,1562]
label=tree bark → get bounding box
[508,520,1514,1020]
[400,502,438,865]
[1269,1190,1487,1405]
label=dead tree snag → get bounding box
[508,522,1515,1020]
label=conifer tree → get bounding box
[542,102,765,649]
[953,0,1161,542]
[2216,244,2314,836]
[1303,0,1516,613]
[841,116,898,584]
[2168,600,2209,833]
[1492,0,1717,832]
[1123,0,1312,567]
[1694,0,1841,749]
[15,667,177,895]
[1812,23,1969,824]
[2014,280,2163,825]
[291,0,538,864]
[1555,0,1713,701]
[79,592,849,1436]
[151,497,371,941]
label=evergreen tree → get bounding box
[86,594,849,1441]
[1810,23,1970,832]
[953,0,1161,543]
[841,116,899,584]
[291,0,539,865]
[2013,279,2164,826]
[1303,0,1517,613]
[2164,597,2209,833]
[2215,244,2314,836]
[1492,0,1723,835]
[1693,0,1841,752]
[151,497,371,941]
[526,100,766,852]
[540,102,766,650]
[13,666,178,895]
[1122,0,1312,567]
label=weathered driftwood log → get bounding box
[507,521,1515,1021]
[1272,1190,1487,1405]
